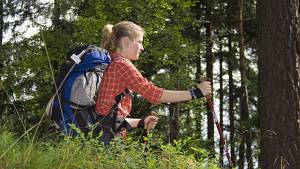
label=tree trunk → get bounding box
[169,103,180,142]
[195,53,203,139]
[257,0,300,168]
[185,108,192,135]
[228,33,236,166]
[52,0,62,28]
[238,0,253,168]
[218,48,224,166]
[0,0,3,45]
[194,0,204,144]
[258,60,263,169]
[0,0,3,122]
[205,0,214,153]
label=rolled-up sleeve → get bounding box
[117,60,163,104]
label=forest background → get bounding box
[0,0,299,169]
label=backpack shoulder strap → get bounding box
[111,89,131,131]
[98,89,132,130]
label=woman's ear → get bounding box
[120,37,131,49]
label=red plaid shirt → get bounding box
[96,53,163,117]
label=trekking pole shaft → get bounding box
[206,95,234,168]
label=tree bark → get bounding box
[194,0,203,145]
[0,0,3,122]
[205,0,215,153]
[218,47,224,166]
[257,0,300,168]
[52,0,62,27]
[228,33,237,166]
[169,103,180,142]
[0,0,3,46]
[195,52,203,139]
[238,0,253,168]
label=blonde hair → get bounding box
[100,21,144,51]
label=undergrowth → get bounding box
[0,130,219,169]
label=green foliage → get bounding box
[0,0,259,167]
[1,0,49,40]
[0,130,218,169]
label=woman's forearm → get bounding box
[159,81,212,103]
[159,90,192,103]
[125,118,140,128]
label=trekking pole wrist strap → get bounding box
[137,117,145,129]
[189,88,204,99]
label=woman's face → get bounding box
[124,33,144,60]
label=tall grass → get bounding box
[0,130,219,169]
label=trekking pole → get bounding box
[205,95,234,168]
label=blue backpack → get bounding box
[46,45,132,141]
[46,45,113,136]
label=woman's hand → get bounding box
[144,114,159,132]
[197,80,212,96]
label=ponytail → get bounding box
[100,24,113,51]
[101,21,144,52]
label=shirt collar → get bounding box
[111,52,130,62]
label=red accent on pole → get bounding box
[206,95,234,168]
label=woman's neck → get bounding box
[115,49,129,60]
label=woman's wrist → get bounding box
[137,118,145,129]
[189,88,204,99]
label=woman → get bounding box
[96,21,211,144]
